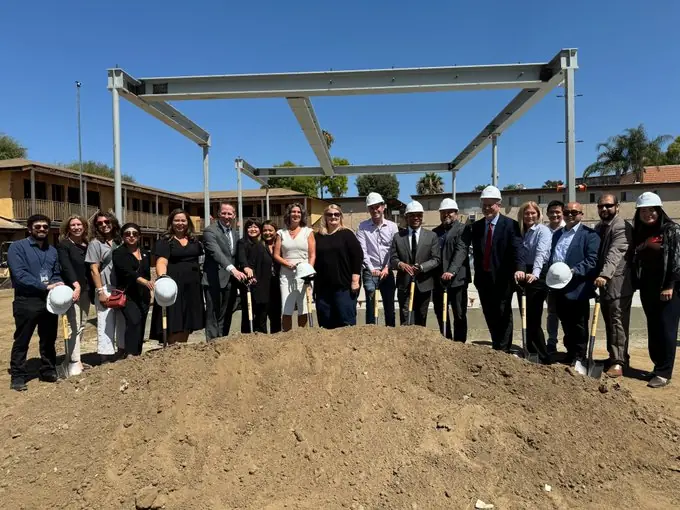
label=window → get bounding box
[23,179,47,200]
[142,200,150,213]
[621,191,628,202]
[243,205,255,217]
[86,190,100,208]
[67,187,80,204]
[158,203,164,215]
[131,198,141,211]
[537,195,543,204]
[51,184,64,202]
[509,196,519,207]
[589,193,596,203]
[271,204,282,216]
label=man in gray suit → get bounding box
[389,201,440,326]
[594,194,634,378]
[202,202,247,340]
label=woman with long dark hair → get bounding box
[112,223,153,356]
[150,209,205,344]
[273,203,316,331]
[85,211,125,362]
[236,218,275,333]
[262,220,282,333]
[57,215,91,375]
[633,192,680,388]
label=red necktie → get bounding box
[483,222,493,272]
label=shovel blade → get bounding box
[588,363,604,379]
[56,363,69,380]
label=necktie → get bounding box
[483,222,493,272]
[411,229,418,263]
[225,228,233,255]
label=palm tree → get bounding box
[322,130,334,150]
[416,173,444,195]
[583,124,672,181]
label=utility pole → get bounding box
[76,81,84,217]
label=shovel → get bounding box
[407,276,416,326]
[373,275,380,326]
[245,280,254,333]
[575,291,604,378]
[56,314,71,379]
[441,285,448,337]
[162,306,168,348]
[305,283,314,327]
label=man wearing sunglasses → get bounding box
[7,214,64,391]
[546,202,600,365]
[594,194,634,378]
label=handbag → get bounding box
[105,288,127,309]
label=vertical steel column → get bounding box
[236,160,244,239]
[83,179,88,215]
[112,85,123,222]
[451,169,457,201]
[30,168,36,214]
[76,81,85,218]
[265,186,270,220]
[202,145,210,228]
[491,135,498,187]
[260,199,264,220]
[564,67,577,203]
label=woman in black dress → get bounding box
[150,209,205,344]
[262,220,282,333]
[112,223,153,356]
[236,219,276,334]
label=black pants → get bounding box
[555,294,590,360]
[204,283,239,340]
[121,298,150,356]
[268,278,282,334]
[477,274,514,351]
[316,288,358,329]
[432,284,468,342]
[640,286,680,379]
[10,296,58,379]
[397,287,431,326]
[518,281,549,360]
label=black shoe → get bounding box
[10,378,28,391]
[40,371,59,383]
[546,343,557,355]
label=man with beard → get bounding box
[546,200,566,354]
[434,198,470,341]
[594,194,634,377]
[7,214,64,391]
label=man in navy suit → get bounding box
[466,186,524,351]
[547,201,600,363]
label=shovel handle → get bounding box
[442,290,448,333]
[306,284,314,327]
[62,315,69,339]
[162,307,168,348]
[590,301,600,338]
[246,290,253,322]
[521,294,527,329]
[373,288,379,322]
[408,281,415,313]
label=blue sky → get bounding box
[3,0,679,202]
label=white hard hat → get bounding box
[480,185,502,200]
[546,262,573,290]
[46,285,74,315]
[439,198,459,211]
[404,201,424,215]
[366,192,385,207]
[154,276,178,307]
[636,192,662,208]
[295,262,316,280]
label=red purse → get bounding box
[105,289,127,309]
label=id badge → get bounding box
[40,270,49,284]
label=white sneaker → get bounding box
[68,362,83,377]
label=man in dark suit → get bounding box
[547,201,600,363]
[470,186,524,351]
[435,198,471,342]
[389,200,440,326]
[594,194,633,377]
[202,202,247,340]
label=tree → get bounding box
[61,160,136,183]
[543,180,563,188]
[416,172,444,195]
[0,134,27,160]
[355,174,400,200]
[266,161,319,197]
[503,183,525,190]
[666,136,680,165]
[583,124,673,181]
[473,184,489,192]
[318,157,349,199]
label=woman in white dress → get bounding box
[274,203,316,331]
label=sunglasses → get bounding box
[325,212,341,218]
[597,204,616,210]
[564,210,583,217]
[96,220,111,226]
[123,230,139,237]
[32,224,49,231]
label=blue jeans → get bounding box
[316,288,358,329]
[362,269,396,327]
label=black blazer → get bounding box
[236,238,273,304]
[389,228,441,292]
[441,221,472,288]
[56,239,91,292]
[112,246,152,304]
[470,215,523,288]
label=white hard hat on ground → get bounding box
[295,262,316,280]
[439,198,459,211]
[46,286,74,315]
[154,276,178,307]
[366,192,385,207]
[405,201,424,215]
[480,185,502,201]
[546,262,573,290]
[636,192,662,208]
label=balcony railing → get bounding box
[13,199,99,223]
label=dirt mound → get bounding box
[2,326,680,509]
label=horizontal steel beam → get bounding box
[238,159,270,187]
[107,69,211,146]
[450,49,577,170]
[246,162,452,178]
[132,59,564,101]
[287,98,334,176]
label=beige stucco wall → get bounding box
[0,172,13,218]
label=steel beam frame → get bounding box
[287,97,334,176]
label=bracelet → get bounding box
[96,287,105,294]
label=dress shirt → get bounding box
[408,227,421,251]
[522,223,552,278]
[553,222,582,263]
[218,221,236,273]
[356,217,399,271]
[481,214,500,256]
[550,220,566,233]
[7,237,62,297]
